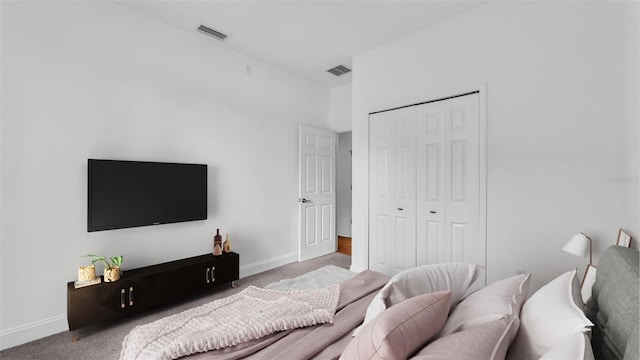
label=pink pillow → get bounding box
[439,273,530,336]
[340,290,452,360]
[411,317,519,360]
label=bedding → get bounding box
[355,263,482,335]
[121,285,341,359]
[411,317,519,360]
[539,333,595,360]
[340,290,452,360]
[507,269,593,360]
[120,245,639,360]
[440,273,530,336]
[182,270,390,360]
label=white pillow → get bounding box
[354,263,483,336]
[439,273,530,336]
[539,332,595,360]
[507,270,594,360]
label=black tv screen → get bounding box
[88,159,207,232]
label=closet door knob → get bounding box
[429,210,437,214]
[397,208,403,211]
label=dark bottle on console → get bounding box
[213,229,223,256]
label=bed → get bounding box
[120,245,639,360]
[585,246,639,360]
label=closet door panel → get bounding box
[393,216,414,273]
[416,101,446,266]
[373,214,390,268]
[369,107,416,275]
[421,219,445,264]
[393,142,416,273]
[450,222,467,263]
[370,143,392,274]
[445,94,481,265]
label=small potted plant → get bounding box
[83,254,124,282]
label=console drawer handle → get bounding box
[206,268,210,284]
[121,289,126,309]
[129,287,134,306]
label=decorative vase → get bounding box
[104,266,121,282]
[213,229,223,256]
[223,233,231,253]
[78,265,96,282]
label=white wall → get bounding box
[352,2,639,289]
[0,2,329,348]
[329,83,353,132]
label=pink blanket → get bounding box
[188,270,390,360]
[121,285,341,360]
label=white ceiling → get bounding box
[116,1,489,89]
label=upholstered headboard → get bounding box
[585,245,639,360]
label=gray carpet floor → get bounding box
[0,252,351,360]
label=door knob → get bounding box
[300,198,311,203]
[429,210,437,214]
[397,208,403,211]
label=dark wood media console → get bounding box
[67,252,239,330]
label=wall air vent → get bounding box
[327,64,352,77]
[197,25,228,41]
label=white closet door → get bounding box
[445,94,481,265]
[416,93,482,266]
[369,107,416,275]
[369,92,484,279]
[416,101,446,265]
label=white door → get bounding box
[415,100,447,265]
[416,93,483,267]
[299,126,337,262]
[445,94,482,266]
[369,107,417,275]
[369,92,485,280]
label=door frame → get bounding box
[336,131,353,238]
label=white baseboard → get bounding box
[239,252,297,278]
[1,253,299,351]
[0,314,68,351]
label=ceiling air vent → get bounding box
[327,64,351,77]
[197,25,228,41]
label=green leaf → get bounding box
[82,254,111,269]
[110,256,123,267]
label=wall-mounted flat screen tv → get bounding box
[88,159,207,232]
